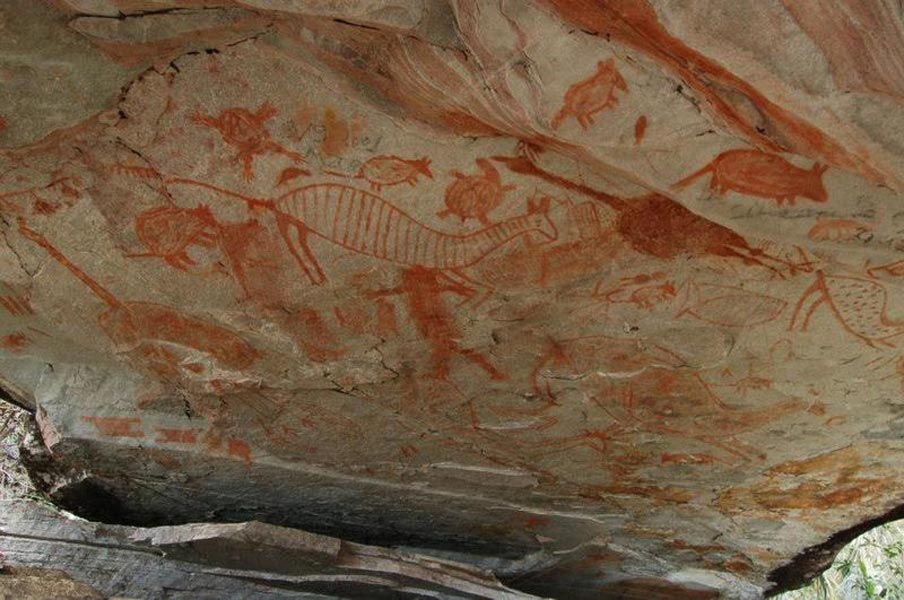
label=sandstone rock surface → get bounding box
[2,1,904,598]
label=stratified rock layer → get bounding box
[2,2,904,598]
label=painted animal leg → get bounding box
[240,154,255,182]
[789,276,827,331]
[268,142,306,165]
[275,214,327,285]
[697,436,760,465]
[446,269,493,308]
[459,347,507,380]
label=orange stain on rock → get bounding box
[0,332,29,352]
[227,438,252,466]
[440,110,501,136]
[320,107,349,157]
[807,401,827,416]
[291,104,317,141]
[660,453,717,466]
[634,115,647,145]
[399,444,419,458]
[81,416,144,438]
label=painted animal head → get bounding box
[807,163,829,202]
[134,205,220,269]
[525,195,558,242]
[596,58,628,90]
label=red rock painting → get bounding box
[167,178,557,285]
[673,149,829,205]
[215,219,348,362]
[0,293,33,317]
[192,101,305,181]
[155,428,201,444]
[551,58,627,130]
[543,0,889,185]
[81,416,144,438]
[469,335,806,475]
[321,107,349,157]
[0,332,28,352]
[634,115,648,145]
[0,177,82,217]
[11,6,904,597]
[276,167,311,186]
[535,336,806,465]
[353,155,433,192]
[717,446,895,512]
[494,154,798,275]
[272,184,557,282]
[807,218,871,242]
[866,259,904,279]
[130,205,220,270]
[438,158,515,225]
[368,266,505,382]
[17,219,260,380]
[594,272,677,311]
[676,282,787,328]
[790,271,904,348]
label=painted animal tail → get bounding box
[16,218,122,309]
[671,163,714,189]
[413,158,433,178]
[550,108,569,130]
[671,280,698,319]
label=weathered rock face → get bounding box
[2,1,904,598]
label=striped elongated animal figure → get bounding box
[271,184,558,284]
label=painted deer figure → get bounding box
[789,271,904,348]
[673,149,829,206]
[271,185,558,285]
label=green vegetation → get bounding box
[776,521,904,600]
